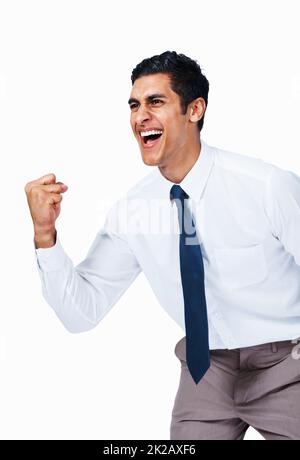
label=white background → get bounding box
[0,0,300,440]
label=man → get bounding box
[25,51,300,440]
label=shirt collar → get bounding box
[154,139,215,203]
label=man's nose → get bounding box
[135,104,151,124]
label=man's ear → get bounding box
[189,97,206,124]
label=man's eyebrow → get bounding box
[128,97,139,105]
[147,93,167,101]
[128,93,167,105]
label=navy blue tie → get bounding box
[170,184,210,384]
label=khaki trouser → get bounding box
[170,337,300,440]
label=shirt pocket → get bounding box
[213,243,267,290]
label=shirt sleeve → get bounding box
[34,201,141,333]
[263,165,300,266]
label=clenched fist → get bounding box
[24,173,68,248]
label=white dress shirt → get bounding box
[34,140,300,349]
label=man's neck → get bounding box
[158,139,202,184]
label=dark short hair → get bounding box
[131,51,209,132]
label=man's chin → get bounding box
[142,157,160,166]
[140,150,162,166]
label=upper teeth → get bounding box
[140,130,163,137]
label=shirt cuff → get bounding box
[34,233,68,272]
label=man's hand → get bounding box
[24,173,68,248]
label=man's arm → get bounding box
[25,173,141,333]
[34,226,141,333]
[263,165,300,265]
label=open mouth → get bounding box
[140,130,163,148]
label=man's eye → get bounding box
[130,104,138,110]
[151,99,162,105]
